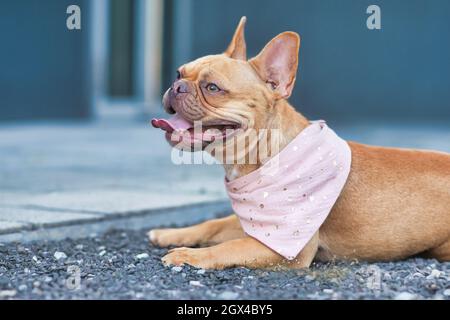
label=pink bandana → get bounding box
[225,121,351,260]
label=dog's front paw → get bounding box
[148,228,201,248]
[162,247,211,269]
[148,229,167,247]
[148,228,182,247]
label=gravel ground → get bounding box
[0,228,449,300]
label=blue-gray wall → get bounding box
[172,0,450,123]
[0,0,90,121]
[2,0,449,123]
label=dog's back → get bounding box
[319,142,450,262]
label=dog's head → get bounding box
[152,17,300,153]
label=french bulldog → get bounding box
[149,17,450,269]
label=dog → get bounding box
[149,17,450,269]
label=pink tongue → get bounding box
[151,114,193,133]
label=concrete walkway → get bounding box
[0,119,449,241]
[0,120,227,240]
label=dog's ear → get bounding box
[249,32,300,99]
[224,16,247,60]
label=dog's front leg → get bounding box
[162,232,319,270]
[149,214,245,248]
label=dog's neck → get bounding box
[224,99,309,181]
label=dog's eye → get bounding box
[206,83,220,92]
[176,70,181,80]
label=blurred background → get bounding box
[0,0,449,233]
[1,0,450,123]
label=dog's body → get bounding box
[320,141,450,263]
[149,18,450,269]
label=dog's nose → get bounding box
[172,80,189,95]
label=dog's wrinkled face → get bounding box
[156,55,260,149]
[152,17,300,152]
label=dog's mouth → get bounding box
[151,114,242,146]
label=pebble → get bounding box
[189,281,203,287]
[426,269,442,279]
[383,272,392,280]
[218,291,239,300]
[323,289,334,294]
[443,289,450,296]
[75,244,84,250]
[167,290,181,298]
[171,266,183,273]
[135,253,149,260]
[54,251,67,260]
[330,278,340,284]
[17,246,27,253]
[305,274,316,282]
[0,290,17,298]
[32,287,43,295]
[197,269,206,275]
[18,284,27,291]
[98,250,107,257]
[395,292,416,300]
